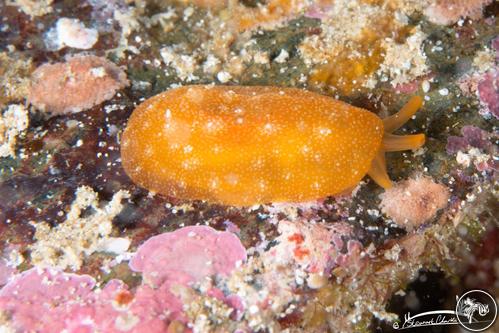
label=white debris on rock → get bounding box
[148,7,177,30]
[220,220,354,331]
[45,18,99,51]
[421,80,431,92]
[114,313,140,332]
[274,49,289,63]
[299,2,388,67]
[112,6,142,57]
[90,67,106,78]
[378,27,429,86]
[456,147,492,169]
[253,51,269,65]
[472,48,495,73]
[0,52,33,106]
[30,186,131,271]
[202,54,221,74]
[0,104,29,158]
[160,46,200,82]
[7,0,53,17]
[216,71,232,83]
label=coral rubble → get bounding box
[0,104,28,158]
[30,186,130,270]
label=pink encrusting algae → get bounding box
[28,55,129,115]
[0,226,247,332]
[0,267,97,332]
[0,221,371,332]
[129,225,247,287]
[0,267,186,333]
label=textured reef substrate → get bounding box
[0,1,497,332]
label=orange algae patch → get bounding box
[113,290,134,307]
[182,0,306,31]
[288,233,305,244]
[121,85,424,206]
[293,247,310,259]
[228,0,306,32]
[308,38,385,95]
[301,1,420,95]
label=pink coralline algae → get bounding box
[379,176,450,230]
[130,225,247,287]
[129,226,246,329]
[333,239,366,275]
[424,0,493,25]
[0,268,96,332]
[268,220,358,288]
[477,69,499,119]
[0,267,179,333]
[0,226,247,332]
[28,55,129,115]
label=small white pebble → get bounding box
[274,49,289,63]
[66,119,79,128]
[249,305,259,314]
[90,67,106,78]
[217,71,232,83]
[183,7,194,20]
[456,151,471,167]
[46,18,98,51]
[438,88,449,96]
[421,80,430,93]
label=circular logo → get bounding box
[455,289,497,332]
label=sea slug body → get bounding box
[121,85,424,206]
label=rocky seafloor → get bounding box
[0,0,497,332]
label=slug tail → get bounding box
[382,96,423,133]
[367,152,392,189]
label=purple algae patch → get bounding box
[477,69,499,119]
[446,125,491,154]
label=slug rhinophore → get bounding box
[121,85,425,206]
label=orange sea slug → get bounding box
[121,85,424,206]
